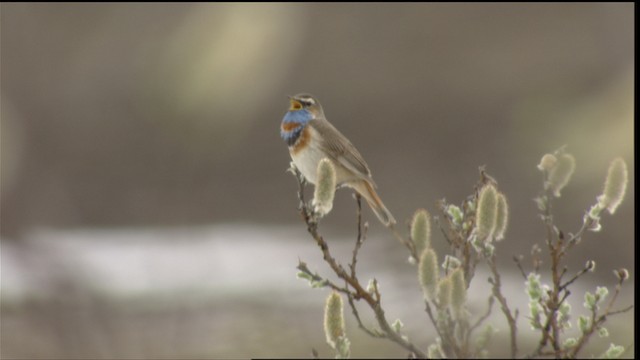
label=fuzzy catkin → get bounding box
[324,291,345,348]
[418,248,439,301]
[599,158,628,214]
[450,268,467,317]
[547,153,576,197]
[411,209,431,256]
[313,158,336,215]
[476,184,498,240]
[494,193,509,241]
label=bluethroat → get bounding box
[280,93,396,227]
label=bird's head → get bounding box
[288,93,324,117]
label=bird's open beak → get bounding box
[289,98,303,111]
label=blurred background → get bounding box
[1,3,634,359]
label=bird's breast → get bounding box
[289,125,311,154]
[280,122,303,146]
[281,109,313,146]
[289,126,324,184]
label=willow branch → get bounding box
[292,168,426,358]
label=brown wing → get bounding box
[308,118,376,187]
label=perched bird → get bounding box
[280,93,396,227]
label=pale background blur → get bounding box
[1,3,634,359]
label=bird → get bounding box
[280,93,396,227]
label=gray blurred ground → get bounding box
[1,3,634,359]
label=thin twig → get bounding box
[468,296,495,336]
[435,200,454,247]
[292,168,427,358]
[424,301,456,357]
[540,185,562,358]
[513,255,528,280]
[559,264,591,291]
[350,194,366,279]
[568,278,633,358]
[296,261,351,295]
[346,293,385,338]
[389,224,417,260]
[487,254,518,359]
[526,301,555,359]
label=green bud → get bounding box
[595,286,609,304]
[547,153,576,197]
[427,342,443,359]
[529,300,543,329]
[584,207,603,232]
[482,243,495,258]
[538,153,558,172]
[437,276,452,308]
[526,273,543,301]
[334,336,351,359]
[324,292,346,349]
[311,279,328,288]
[602,343,624,359]
[598,327,610,338]
[584,291,596,310]
[313,158,336,216]
[475,324,495,350]
[442,255,461,271]
[598,158,628,214]
[614,268,629,282]
[534,195,547,212]
[466,197,476,212]
[559,301,571,317]
[578,315,589,333]
[366,279,376,294]
[471,235,483,253]
[297,271,313,281]
[419,248,439,301]
[563,337,577,348]
[476,184,499,240]
[391,319,404,333]
[411,209,431,256]
[588,202,605,220]
[558,301,572,329]
[450,268,467,317]
[446,204,464,227]
[494,193,509,241]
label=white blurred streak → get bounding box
[1,225,634,358]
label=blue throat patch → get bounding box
[281,109,313,146]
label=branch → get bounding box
[349,194,367,279]
[513,255,528,280]
[468,296,495,336]
[567,278,633,358]
[292,168,427,358]
[424,301,456,357]
[559,263,592,292]
[487,254,518,359]
[346,293,385,338]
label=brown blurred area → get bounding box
[1,3,634,359]
[2,1,634,272]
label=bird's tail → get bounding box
[352,180,396,227]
